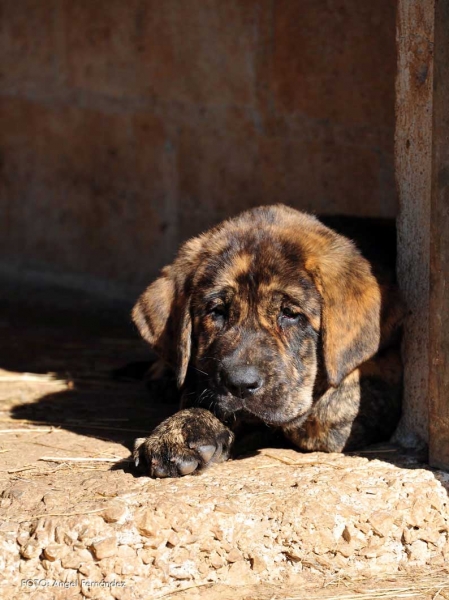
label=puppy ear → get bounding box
[132,267,174,352]
[133,235,207,387]
[132,266,192,388]
[307,232,382,387]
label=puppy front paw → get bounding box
[133,408,234,478]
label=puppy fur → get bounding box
[132,205,404,478]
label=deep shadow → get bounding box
[2,276,178,459]
[10,380,176,450]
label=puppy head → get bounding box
[133,206,397,425]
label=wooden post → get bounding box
[396,0,449,469]
[429,0,449,470]
[395,0,434,449]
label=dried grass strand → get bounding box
[38,456,126,463]
[260,451,344,469]
[0,428,55,433]
[152,582,212,599]
[0,418,148,433]
[284,579,449,600]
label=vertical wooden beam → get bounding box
[395,0,434,447]
[429,0,449,470]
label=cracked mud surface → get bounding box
[1,282,448,599]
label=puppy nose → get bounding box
[222,365,263,398]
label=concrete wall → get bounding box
[0,0,397,294]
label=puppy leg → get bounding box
[133,408,234,478]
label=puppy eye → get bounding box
[280,307,301,321]
[207,305,227,319]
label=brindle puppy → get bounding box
[132,205,404,478]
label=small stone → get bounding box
[102,503,127,524]
[167,531,180,547]
[407,540,430,563]
[198,562,210,575]
[313,530,335,555]
[153,557,170,581]
[409,500,431,527]
[117,545,136,559]
[111,586,133,600]
[60,568,78,583]
[171,522,187,534]
[338,541,357,558]
[225,560,255,585]
[41,559,53,571]
[98,557,116,577]
[143,535,165,549]
[418,528,441,545]
[356,522,371,535]
[402,526,423,545]
[55,526,77,545]
[138,548,154,565]
[16,532,30,546]
[211,526,225,541]
[183,534,198,545]
[79,563,102,579]
[169,560,196,580]
[172,547,190,564]
[115,556,141,576]
[61,548,93,569]
[199,539,215,552]
[77,518,107,543]
[73,541,87,551]
[227,548,243,563]
[215,565,230,579]
[250,554,266,574]
[210,552,225,568]
[430,514,449,531]
[360,538,387,559]
[134,509,158,537]
[90,536,117,560]
[427,491,445,512]
[43,543,66,561]
[20,541,42,559]
[332,553,349,568]
[32,518,56,546]
[369,511,395,537]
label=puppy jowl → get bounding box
[132,205,404,477]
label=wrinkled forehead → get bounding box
[193,233,320,307]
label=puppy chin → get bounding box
[213,390,313,427]
[245,408,309,427]
[214,394,244,416]
[242,392,314,427]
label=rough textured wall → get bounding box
[0,0,397,293]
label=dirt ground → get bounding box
[1,280,449,599]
